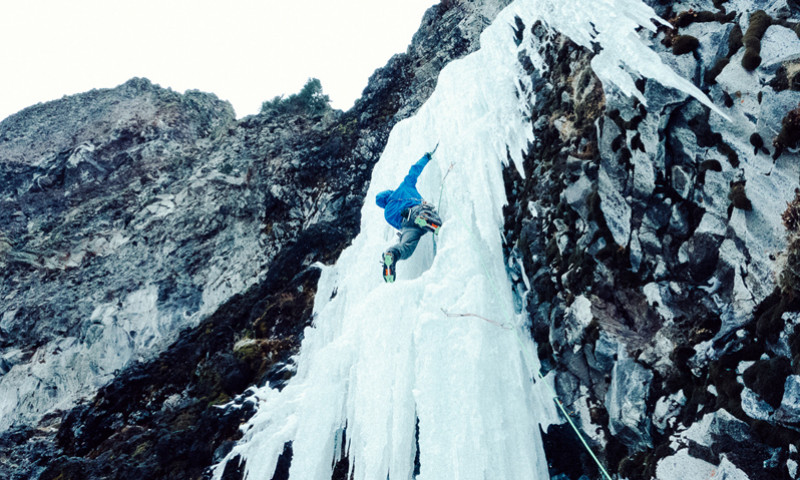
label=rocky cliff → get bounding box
[2,0,800,479]
[0,2,510,479]
[502,0,800,478]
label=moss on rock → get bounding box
[782,189,800,234]
[728,181,752,211]
[722,90,734,107]
[755,291,795,343]
[233,339,260,361]
[749,132,765,155]
[673,35,700,55]
[729,24,743,53]
[742,48,762,71]
[774,104,800,158]
[741,11,771,71]
[674,10,735,28]
[769,63,800,92]
[781,237,800,299]
[717,140,740,167]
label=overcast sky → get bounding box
[0,0,437,122]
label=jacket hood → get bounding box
[376,190,393,209]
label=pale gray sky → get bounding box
[0,0,437,122]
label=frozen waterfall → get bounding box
[213,0,722,478]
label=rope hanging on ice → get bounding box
[441,308,514,330]
[430,141,453,255]
[432,140,614,480]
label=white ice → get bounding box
[213,0,723,479]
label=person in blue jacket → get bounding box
[376,151,442,282]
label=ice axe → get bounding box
[427,142,439,158]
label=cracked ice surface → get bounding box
[214,0,723,478]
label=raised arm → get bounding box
[401,153,431,188]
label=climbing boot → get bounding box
[382,251,396,283]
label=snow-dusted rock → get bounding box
[780,375,800,419]
[560,294,594,349]
[590,330,619,373]
[759,26,800,73]
[653,390,687,432]
[709,409,751,443]
[598,161,632,248]
[656,449,720,480]
[563,171,593,221]
[742,386,776,421]
[631,149,656,199]
[606,345,653,450]
[684,21,735,70]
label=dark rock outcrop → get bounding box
[503,1,800,479]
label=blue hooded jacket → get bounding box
[375,153,431,230]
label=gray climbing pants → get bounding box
[386,204,429,260]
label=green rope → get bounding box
[431,143,451,256]
[515,333,614,480]
[434,157,614,480]
[432,167,453,255]
[436,162,454,210]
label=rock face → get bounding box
[0,2,510,479]
[503,1,800,479]
[0,79,246,433]
[3,0,800,479]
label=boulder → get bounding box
[606,345,653,450]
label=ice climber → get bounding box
[376,150,443,283]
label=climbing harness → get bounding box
[411,203,442,233]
